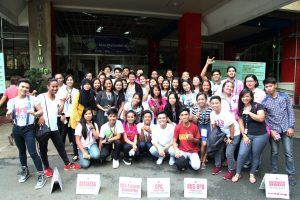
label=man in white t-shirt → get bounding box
[6,79,45,189]
[99,108,124,169]
[137,110,155,155]
[36,78,80,178]
[210,96,240,180]
[149,111,175,165]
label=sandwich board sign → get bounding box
[76,174,101,195]
[118,177,142,198]
[259,173,289,199]
[50,167,63,193]
[147,178,170,198]
[184,178,207,198]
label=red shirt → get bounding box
[174,122,200,153]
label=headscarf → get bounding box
[79,79,96,109]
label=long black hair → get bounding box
[238,88,255,117]
[79,108,95,140]
[170,77,182,94]
[164,91,182,124]
[150,85,163,105]
[200,80,212,97]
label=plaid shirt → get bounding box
[262,92,295,133]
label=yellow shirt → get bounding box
[69,92,84,129]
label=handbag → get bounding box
[35,95,51,139]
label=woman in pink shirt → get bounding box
[148,85,167,124]
[122,110,140,165]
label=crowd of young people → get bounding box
[4,57,296,189]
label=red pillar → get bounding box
[148,39,160,77]
[178,13,201,77]
[281,20,300,105]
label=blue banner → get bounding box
[81,37,136,54]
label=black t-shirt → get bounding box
[242,103,267,135]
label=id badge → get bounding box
[244,128,248,135]
[201,129,207,137]
[104,111,108,116]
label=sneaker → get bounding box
[44,168,53,178]
[156,157,164,165]
[64,163,80,170]
[224,171,235,180]
[112,159,119,169]
[169,157,175,166]
[211,166,222,175]
[243,161,251,169]
[35,172,46,189]
[123,158,131,166]
[288,175,297,186]
[106,154,112,162]
[19,166,29,183]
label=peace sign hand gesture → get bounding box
[206,56,215,65]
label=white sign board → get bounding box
[76,174,101,195]
[50,167,63,193]
[0,53,5,93]
[264,174,290,199]
[184,178,207,199]
[118,177,142,198]
[147,178,170,198]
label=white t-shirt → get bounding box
[75,122,99,148]
[99,120,124,139]
[7,96,38,126]
[57,87,79,117]
[123,102,143,123]
[137,122,155,140]
[37,94,60,131]
[152,123,174,146]
[210,80,222,96]
[210,109,240,137]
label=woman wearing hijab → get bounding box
[70,79,96,161]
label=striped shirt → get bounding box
[261,92,295,133]
[191,106,213,125]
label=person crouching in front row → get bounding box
[173,107,201,171]
[75,108,100,169]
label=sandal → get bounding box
[249,174,256,184]
[201,162,206,170]
[232,174,241,182]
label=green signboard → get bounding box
[212,60,266,90]
[0,53,6,93]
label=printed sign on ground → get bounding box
[147,178,170,198]
[184,178,207,199]
[118,177,142,198]
[76,174,101,195]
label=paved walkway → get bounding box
[0,109,299,199]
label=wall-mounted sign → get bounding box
[0,53,6,93]
[82,37,136,54]
[212,60,266,90]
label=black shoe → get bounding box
[123,158,131,165]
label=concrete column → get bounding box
[28,0,52,75]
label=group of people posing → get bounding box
[4,56,296,189]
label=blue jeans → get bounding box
[78,143,100,169]
[214,135,240,172]
[269,133,295,175]
[12,124,43,172]
[138,141,152,154]
[236,133,268,174]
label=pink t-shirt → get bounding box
[221,94,239,122]
[3,85,18,99]
[122,122,138,142]
[148,97,167,118]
